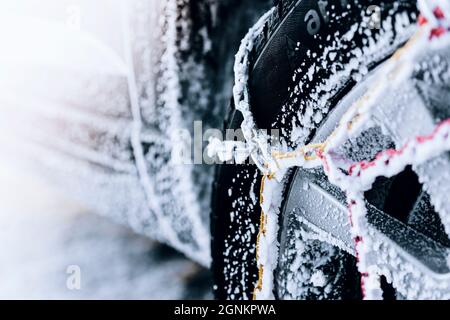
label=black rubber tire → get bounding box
[212,0,418,300]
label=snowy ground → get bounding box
[0,161,212,300]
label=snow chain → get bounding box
[253,4,450,298]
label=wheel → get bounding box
[211,0,433,299]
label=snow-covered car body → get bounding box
[0,0,210,264]
[0,0,272,266]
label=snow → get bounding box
[253,170,287,300]
[232,7,279,174]
[0,161,212,299]
[123,0,211,265]
[0,0,212,266]
[228,1,450,300]
[207,137,250,164]
[283,30,450,297]
[277,226,341,300]
[419,0,450,28]
[310,271,327,288]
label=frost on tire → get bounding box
[221,0,450,300]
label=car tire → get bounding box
[212,0,418,300]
